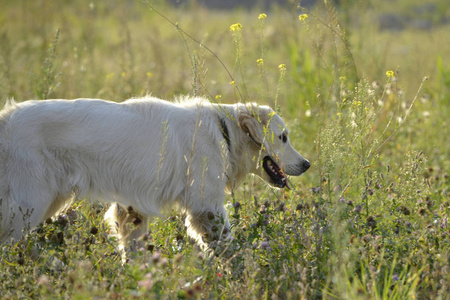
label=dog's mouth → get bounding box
[263,156,290,189]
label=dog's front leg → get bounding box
[104,203,149,262]
[184,206,232,251]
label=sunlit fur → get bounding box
[0,96,309,252]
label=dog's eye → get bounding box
[279,134,287,143]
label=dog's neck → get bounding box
[219,117,231,154]
[217,110,259,193]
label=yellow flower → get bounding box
[299,14,308,21]
[278,64,286,71]
[230,23,242,32]
[146,72,153,78]
[258,13,267,20]
[386,70,394,78]
[257,58,264,65]
[215,95,222,100]
[230,81,235,86]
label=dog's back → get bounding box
[0,97,231,242]
[0,98,183,241]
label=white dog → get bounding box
[0,96,309,251]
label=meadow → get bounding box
[0,0,449,299]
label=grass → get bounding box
[0,0,449,299]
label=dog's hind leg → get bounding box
[0,193,65,243]
[104,203,149,261]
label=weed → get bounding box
[0,1,449,299]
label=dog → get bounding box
[0,96,310,253]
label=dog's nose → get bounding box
[303,160,311,171]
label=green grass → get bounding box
[0,0,449,299]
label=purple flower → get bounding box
[393,274,399,281]
[441,217,448,229]
[353,204,362,214]
[138,273,153,290]
[151,252,161,264]
[312,187,322,194]
[260,241,270,250]
[340,198,345,203]
[375,181,382,189]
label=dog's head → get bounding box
[237,103,310,189]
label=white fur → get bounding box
[0,96,309,250]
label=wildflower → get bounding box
[375,180,382,189]
[366,216,377,230]
[386,70,394,78]
[299,14,308,21]
[397,205,411,215]
[207,211,215,220]
[258,13,267,20]
[353,204,362,213]
[312,187,321,194]
[278,64,286,71]
[257,58,264,65]
[441,217,447,229]
[260,241,270,249]
[230,80,235,86]
[259,204,267,213]
[90,226,98,235]
[229,23,242,32]
[362,234,371,243]
[146,72,153,78]
[37,275,51,287]
[151,251,161,264]
[339,198,345,203]
[215,94,222,100]
[393,274,400,281]
[57,214,68,226]
[138,273,153,290]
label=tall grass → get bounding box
[0,0,449,298]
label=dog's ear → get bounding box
[237,104,265,146]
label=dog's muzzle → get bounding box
[263,156,289,189]
[284,159,310,176]
[263,156,310,189]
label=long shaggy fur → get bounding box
[0,96,309,252]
